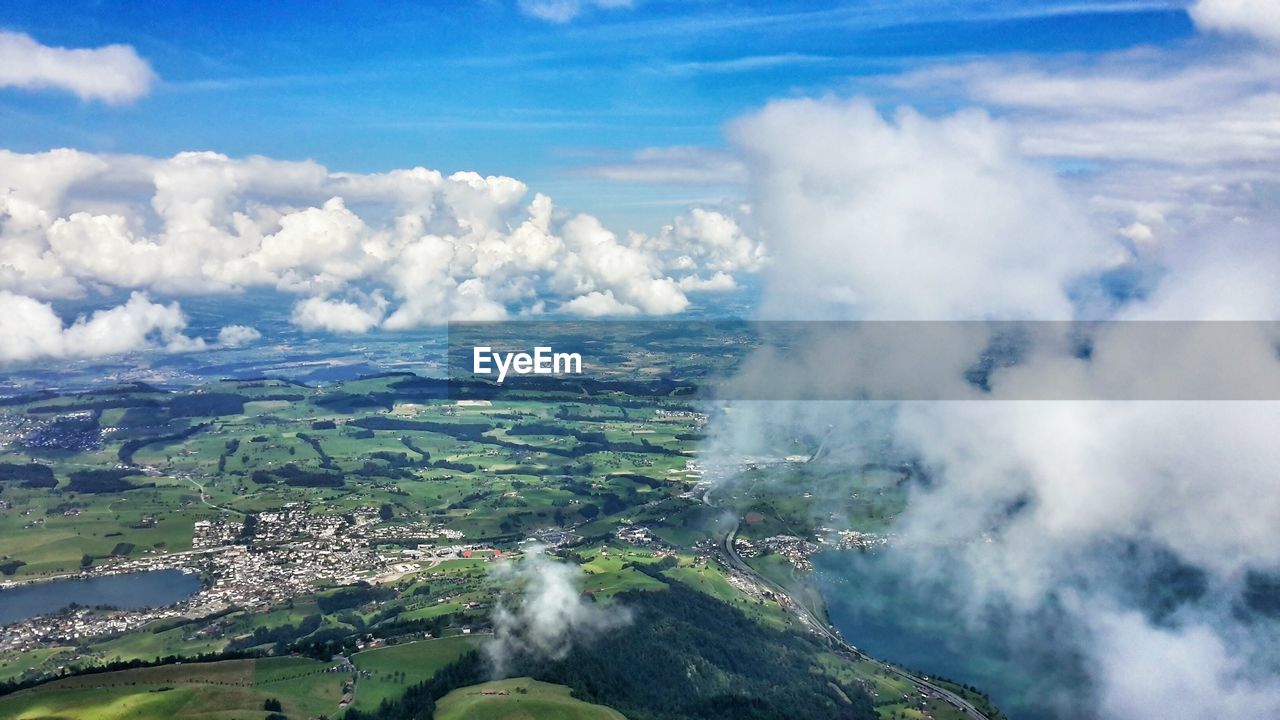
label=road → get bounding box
[183,476,244,515]
[705,489,993,720]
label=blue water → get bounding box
[0,569,201,624]
[814,550,1091,720]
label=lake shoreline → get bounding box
[0,569,204,626]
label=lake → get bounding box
[0,569,202,625]
[814,550,1092,720]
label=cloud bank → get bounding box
[0,148,763,361]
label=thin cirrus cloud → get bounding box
[867,4,1280,250]
[892,0,1280,172]
[0,31,157,104]
[579,146,747,185]
[660,53,833,75]
[518,0,635,24]
[892,50,1280,167]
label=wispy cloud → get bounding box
[518,0,636,24]
[662,53,832,75]
[579,146,746,185]
[555,0,1184,43]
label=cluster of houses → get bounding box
[0,503,479,655]
[734,534,822,571]
[363,521,464,543]
[827,528,888,551]
[0,606,159,653]
[614,524,658,545]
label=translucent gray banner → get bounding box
[446,321,1280,400]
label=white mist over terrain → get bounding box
[485,545,632,678]
[702,6,1280,714]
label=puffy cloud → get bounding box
[729,98,1111,320]
[517,0,634,24]
[379,237,508,328]
[217,324,261,347]
[0,291,201,363]
[290,293,388,334]
[1191,0,1280,44]
[554,214,690,315]
[851,365,1280,718]
[47,212,166,288]
[560,289,639,316]
[0,148,111,210]
[707,301,1280,718]
[1116,216,1280,321]
[0,31,156,104]
[257,197,374,292]
[486,546,631,677]
[0,149,746,337]
[677,271,737,292]
[668,208,763,273]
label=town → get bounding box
[0,503,506,656]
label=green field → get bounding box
[434,677,627,720]
[0,369,997,719]
[0,656,346,719]
[578,547,669,599]
[0,683,269,720]
[0,376,709,578]
[350,635,483,710]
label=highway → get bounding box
[705,488,993,720]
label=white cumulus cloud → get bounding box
[1191,0,1280,44]
[560,289,639,316]
[729,98,1111,320]
[0,291,202,363]
[0,31,156,104]
[290,293,389,334]
[217,324,262,347]
[0,149,751,338]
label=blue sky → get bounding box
[1,0,1195,230]
[7,6,1280,719]
[2,0,1274,352]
